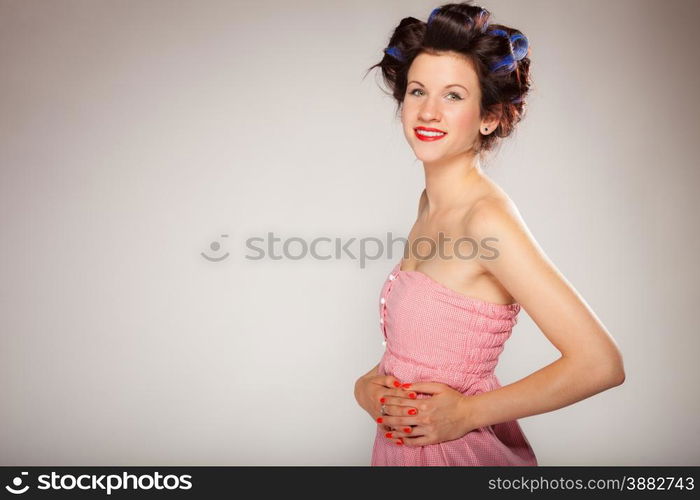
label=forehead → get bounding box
[407,51,478,89]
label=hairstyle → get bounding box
[365,1,533,160]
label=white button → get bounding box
[380,297,386,304]
[388,274,396,281]
[382,339,387,347]
[379,318,384,324]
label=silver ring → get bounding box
[380,404,388,415]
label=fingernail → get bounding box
[408,392,417,399]
[403,427,411,433]
[401,383,411,388]
[376,417,383,423]
[393,381,401,387]
[396,438,404,445]
[379,397,386,403]
[385,432,393,438]
[408,409,417,415]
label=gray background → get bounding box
[1,0,698,465]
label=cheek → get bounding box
[448,108,479,131]
[401,107,416,135]
[401,97,423,114]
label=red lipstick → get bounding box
[414,126,447,141]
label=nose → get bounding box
[418,95,442,122]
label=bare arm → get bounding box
[462,198,625,429]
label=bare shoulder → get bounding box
[465,183,524,233]
[469,196,523,228]
[463,189,534,272]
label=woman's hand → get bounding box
[380,381,478,446]
[354,373,416,434]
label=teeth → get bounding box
[416,130,445,137]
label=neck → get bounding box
[423,152,486,216]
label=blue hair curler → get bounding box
[384,46,406,63]
[509,32,529,61]
[427,7,441,25]
[487,28,509,37]
[487,29,529,73]
[489,53,516,73]
[477,8,490,32]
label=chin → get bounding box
[415,152,445,163]
[411,145,445,161]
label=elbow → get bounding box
[607,366,625,387]
[613,361,626,385]
[599,353,626,388]
[574,350,625,389]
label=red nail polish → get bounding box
[385,432,393,438]
[379,397,386,403]
[408,408,417,415]
[376,417,383,423]
[393,381,401,387]
[396,439,404,445]
[401,383,411,388]
[403,427,411,433]
[408,392,417,399]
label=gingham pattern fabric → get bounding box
[371,261,538,466]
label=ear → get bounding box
[482,103,503,134]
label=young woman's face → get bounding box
[401,51,484,163]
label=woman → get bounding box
[354,2,625,466]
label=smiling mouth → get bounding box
[414,127,447,141]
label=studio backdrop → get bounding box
[1,0,698,466]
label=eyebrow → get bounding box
[407,80,468,92]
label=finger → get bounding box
[377,394,415,414]
[375,413,421,427]
[377,388,415,402]
[383,392,418,405]
[380,430,407,447]
[401,434,434,447]
[375,394,400,416]
[382,429,399,440]
[387,403,420,417]
[383,425,424,439]
[381,375,403,388]
[381,403,420,417]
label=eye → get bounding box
[408,88,463,101]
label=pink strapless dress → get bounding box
[371,260,538,466]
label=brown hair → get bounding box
[365,1,533,159]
